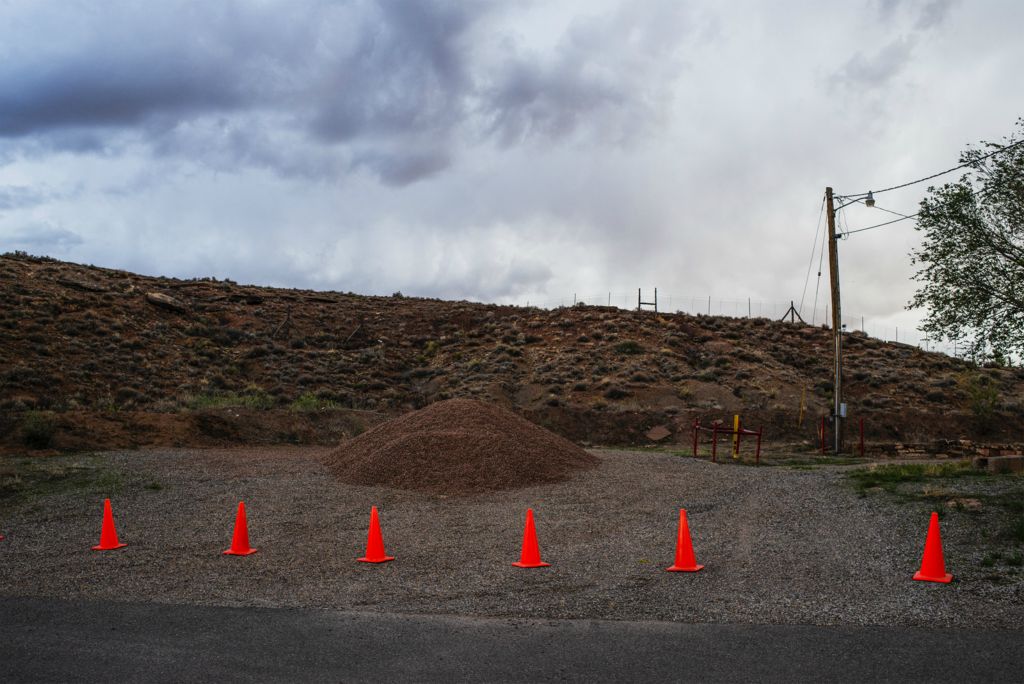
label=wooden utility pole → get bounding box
[825,187,843,454]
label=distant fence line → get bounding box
[519,290,960,358]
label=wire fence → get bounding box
[519,290,962,358]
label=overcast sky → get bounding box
[1,0,1021,343]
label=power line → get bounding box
[800,197,826,315]
[869,203,916,220]
[840,213,918,236]
[811,217,827,324]
[842,137,1024,198]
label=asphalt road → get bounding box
[3,597,1022,682]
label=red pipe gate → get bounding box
[692,418,763,464]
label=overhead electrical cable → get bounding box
[840,214,918,236]
[841,137,1024,198]
[800,197,826,315]
[811,217,828,325]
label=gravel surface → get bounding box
[1,447,1021,629]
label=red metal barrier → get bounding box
[692,419,764,464]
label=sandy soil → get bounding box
[0,447,1021,629]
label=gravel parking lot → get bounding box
[1,447,1021,629]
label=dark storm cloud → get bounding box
[0,50,243,137]
[0,1,682,186]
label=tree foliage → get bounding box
[910,119,1024,361]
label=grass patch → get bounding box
[0,454,125,507]
[289,392,340,411]
[848,461,985,494]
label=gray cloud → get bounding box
[0,185,48,210]
[0,0,686,186]
[876,0,956,29]
[831,36,917,90]
[915,0,956,29]
[1,223,83,251]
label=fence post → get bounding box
[732,414,740,459]
[692,419,699,457]
[755,427,762,465]
[711,425,718,463]
[859,417,865,458]
[820,416,826,455]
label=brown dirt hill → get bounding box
[324,398,599,494]
[2,252,1023,452]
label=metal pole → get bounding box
[825,187,843,455]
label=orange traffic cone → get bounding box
[913,511,952,583]
[357,506,395,563]
[223,501,257,556]
[92,498,127,551]
[512,508,550,568]
[666,508,703,572]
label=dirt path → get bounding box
[0,447,1021,628]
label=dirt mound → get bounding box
[324,399,599,494]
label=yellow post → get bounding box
[732,414,740,459]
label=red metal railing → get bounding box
[692,418,763,464]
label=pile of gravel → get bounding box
[324,399,598,494]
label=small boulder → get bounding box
[145,292,187,312]
[645,425,672,442]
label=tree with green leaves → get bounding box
[910,119,1024,362]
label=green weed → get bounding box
[289,392,340,411]
[848,461,983,494]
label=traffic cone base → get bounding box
[357,553,395,563]
[666,561,704,572]
[512,508,549,568]
[92,498,127,551]
[913,569,952,583]
[92,541,127,551]
[512,559,551,568]
[666,508,703,572]
[357,506,394,563]
[913,511,952,583]
[223,547,258,556]
[223,501,257,556]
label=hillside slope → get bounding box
[2,253,1022,451]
